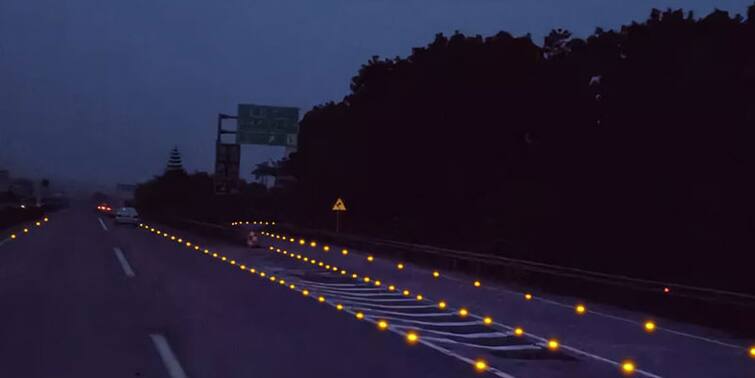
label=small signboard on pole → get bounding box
[332,198,347,211]
[332,197,346,232]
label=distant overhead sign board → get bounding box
[214,143,241,195]
[236,104,299,147]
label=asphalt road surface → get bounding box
[1,204,753,378]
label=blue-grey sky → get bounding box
[0,0,751,189]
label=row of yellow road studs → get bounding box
[285,241,664,374]
[140,224,671,375]
[236,225,755,366]
[231,221,276,226]
[257,232,662,374]
[5,217,49,241]
[140,224,503,374]
[260,231,678,344]
[262,241,651,376]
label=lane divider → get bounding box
[255,233,656,377]
[258,231,751,353]
[98,217,109,231]
[138,224,521,377]
[113,247,136,278]
[150,334,188,378]
[262,230,490,289]
[149,224,753,377]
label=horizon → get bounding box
[1,0,752,189]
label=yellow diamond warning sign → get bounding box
[332,198,347,211]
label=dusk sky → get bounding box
[1,0,751,189]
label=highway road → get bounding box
[1,204,753,377]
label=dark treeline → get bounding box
[282,7,755,292]
[136,6,755,292]
[134,171,282,223]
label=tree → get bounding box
[543,28,573,58]
[165,146,185,174]
[275,5,755,291]
[141,5,755,293]
[251,162,277,185]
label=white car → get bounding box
[115,207,140,225]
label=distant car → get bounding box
[114,207,140,225]
[96,203,113,216]
[247,230,261,248]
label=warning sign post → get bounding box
[332,197,346,232]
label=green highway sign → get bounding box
[235,133,294,146]
[236,104,299,146]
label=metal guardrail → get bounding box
[374,239,755,306]
[156,218,755,336]
[158,217,755,312]
[270,223,755,309]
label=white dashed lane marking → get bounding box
[390,326,512,339]
[334,300,437,309]
[98,217,109,231]
[113,247,135,278]
[352,308,455,318]
[150,334,188,378]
